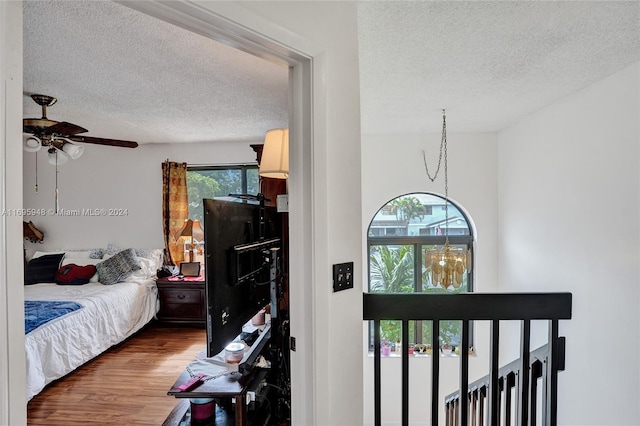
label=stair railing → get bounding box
[363,292,572,426]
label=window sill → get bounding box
[366,351,476,358]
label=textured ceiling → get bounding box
[23,1,640,146]
[23,0,289,145]
[358,1,640,133]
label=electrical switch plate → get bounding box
[333,262,354,292]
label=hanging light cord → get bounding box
[55,150,59,214]
[422,109,449,240]
[34,150,39,193]
[422,109,447,182]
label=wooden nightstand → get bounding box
[156,277,206,327]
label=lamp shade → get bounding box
[48,148,68,165]
[61,142,84,160]
[24,136,42,152]
[178,219,194,238]
[192,220,204,241]
[259,128,289,179]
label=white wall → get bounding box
[22,140,257,255]
[0,2,26,425]
[7,1,363,425]
[233,3,364,424]
[361,132,499,425]
[498,62,640,426]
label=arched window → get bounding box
[367,192,474,351]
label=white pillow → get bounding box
[61,258,101,282]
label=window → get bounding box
[187,165,259,223]
[367,192,474,351]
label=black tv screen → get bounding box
[203,197,280,357]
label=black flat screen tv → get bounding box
[204,196,280,357]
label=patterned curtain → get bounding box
[162,161,189,265]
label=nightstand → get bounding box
[156,277,206,327]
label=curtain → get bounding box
[162,161,189,265]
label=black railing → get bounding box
[444,339,566,426]
[363,292,572,426]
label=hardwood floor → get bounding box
[27,323,206,425]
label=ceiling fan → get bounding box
[23,94,138,165]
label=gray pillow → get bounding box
[96,248,141,285]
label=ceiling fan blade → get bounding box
[68,135,138,148]
[46,121,88,136]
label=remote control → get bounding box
[177,373,206,391]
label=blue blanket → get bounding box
[25,301,83,334]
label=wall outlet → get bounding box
[333,262,354,292]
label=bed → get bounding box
[24,246,161,401]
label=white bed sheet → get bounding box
[24,278,159,400]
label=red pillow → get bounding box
[55,264,97,285]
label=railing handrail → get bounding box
[444,338,566,403]
[363,292,573,321]
[363,291,572,426]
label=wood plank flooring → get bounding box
[27,323,206,425]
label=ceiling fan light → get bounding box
[24,136,42,152]
[61,142,84,160]
[48,148,68,165]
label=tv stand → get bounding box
[164,324,272,426]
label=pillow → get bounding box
[25,253,65,284]
[31,250,65,260]
[62,258,102,282]
[135,248,164,271]
[55,264,97,285]
[104,246,163,271]
[96,248,141,285]
[104,243,122,257]
[32,250,96,260]
[88,248,104,259]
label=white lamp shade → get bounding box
[24,136,42,152]
[259,128,289,179]
[48,149,68,165]
[61,142,84,160]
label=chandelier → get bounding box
[422,110,469,289]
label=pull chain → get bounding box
[55,151,59,214]
[422,109,447,182]
[422,109,450,241]
[34,150,39,193]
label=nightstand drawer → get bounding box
[159,289,201,304]
[159,302,203,319]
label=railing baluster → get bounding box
[402,319,409,426]
[432,319,440,426]
[374,319,381,426]
[479,386,486,426]
[460,320,470,426]
[530,361,542,426]
[446,401,451,426]
[489,320,500,426]
[518,320,531,426]
[505,373,513,426]
[471,389,478,426]
[546,320,559,426]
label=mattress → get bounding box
[24,278,158,400]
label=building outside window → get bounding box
[367,192,474,352]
